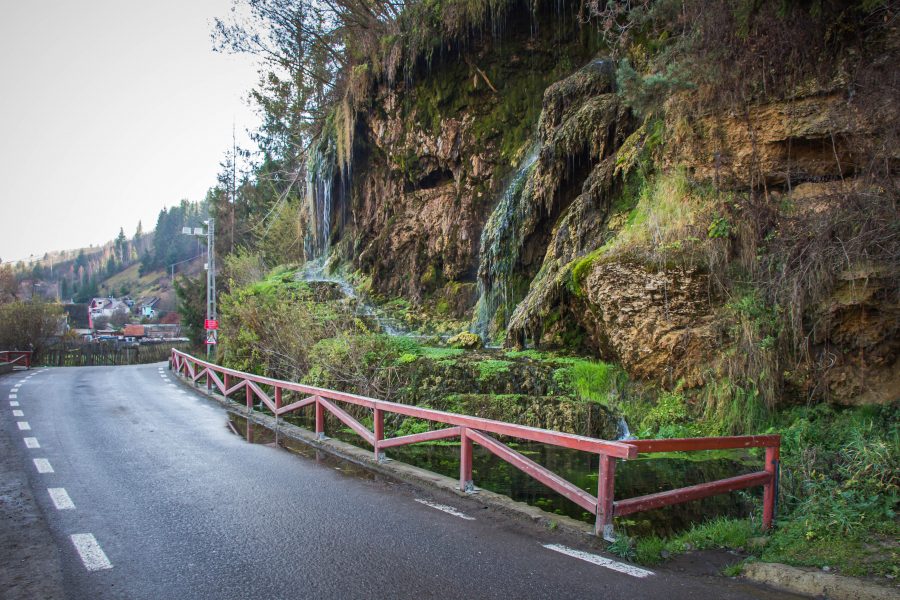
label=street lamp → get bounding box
[181,219,217,358]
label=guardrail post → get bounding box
[315,397,325,440]
[596,454,616,541]
[374,408,385,462]
[224,374,230,394]
[245,385,253,411]
[460,428,474,493]
[275,387,282,411]
[26,352,31,369]
[763,445,780,530]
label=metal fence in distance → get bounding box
[43,341,192,367]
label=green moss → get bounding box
[504,349,550,361]
[400,6,602,168]
[396,352,420,365]
[475,359,512,382]
[435,298,451,315]
[420,346,465,361]
[569,246,607,296]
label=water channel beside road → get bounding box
[227,413,760,537]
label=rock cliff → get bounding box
[302,2,897,407]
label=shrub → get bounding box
[0,301,62,361]
[552,359,624,407]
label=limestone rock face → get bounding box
[670,91,899,188]
[343,13,600,315]
[812,268,900,405]
[580,262,719,387]
[354,100,491,309]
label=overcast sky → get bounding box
[0,0,260,263]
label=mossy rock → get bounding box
[447,331,482,349]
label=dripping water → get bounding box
[616,417,635,441]
[298,258,409,337]
[471,146,540,344]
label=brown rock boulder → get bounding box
[580,261,720,387]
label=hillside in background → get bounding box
[2,199,210,316]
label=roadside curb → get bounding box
[743,562,899,600]
[171,369,598,540]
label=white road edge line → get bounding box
[33,458,54,473]
[17,421,30,430]
[24,437,40,448]
[12,409,24,417]
[70,534,113,571]
[414,499,475,521]
[542,544,655,578]
[48,487,75,510]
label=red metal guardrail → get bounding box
[171,349,780,538]
[0,351,32,369]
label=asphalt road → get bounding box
[1,364,802,599]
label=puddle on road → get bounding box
[227,414,379,483]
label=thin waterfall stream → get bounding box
[472,147,540,344]
[297,259,410,337]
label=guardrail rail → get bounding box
[171,349,780,539]
[0,350,32,369]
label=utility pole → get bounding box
[181,220,217,359]
[205,218,217,359]
[231,121,236,254]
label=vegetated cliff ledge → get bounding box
[296,0,897,410]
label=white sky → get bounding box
[0,0,260,263]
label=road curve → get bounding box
[1,364,801,599]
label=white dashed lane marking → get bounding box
[17,421,30,431]
[70,534,113,571]
[10,401,19,406]
[414,499,475,521]
[9,394,17,399]
[24,437,40,448]
[542,544,655,578]
[48,488,75,510]
[33,458,54,473]
[12,409,24,417]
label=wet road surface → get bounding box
[0,364,804,599]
